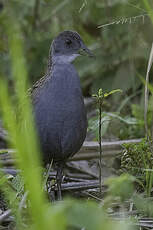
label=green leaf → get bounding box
[104,89,122,97]
[105,174,135,201]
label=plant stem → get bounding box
[99,98,102,193]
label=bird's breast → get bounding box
[33,64,87,162]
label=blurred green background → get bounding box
[0,2,153,230]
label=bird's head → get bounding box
[51,31,94,64]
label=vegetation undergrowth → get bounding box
[0,1,153,230]
[121,138,153,196]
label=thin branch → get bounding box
[98,13,149,29]
[79,0,87,13]
[99,98,103,193]
[144,43,153,137]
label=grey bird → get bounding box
[30,31,93,199]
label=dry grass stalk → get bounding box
[144,43,153,137]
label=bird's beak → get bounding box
[79,41,95,57]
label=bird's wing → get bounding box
[28,50,52,100]
[28,73,51,105]
[28,74,48,96]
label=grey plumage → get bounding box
[33,62,87,164]
[30,31,93,199]
[31,31,93,165]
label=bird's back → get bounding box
[32,63,87,164]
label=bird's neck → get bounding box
[46,54,79,75]
[52,54,80,65]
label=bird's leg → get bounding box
[56,164,63,201]
[45,161,56,202]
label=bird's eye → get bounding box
[65,39,72,45]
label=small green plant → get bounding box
[93,88,122,193]
[105,173,135,202]
[134,193,153,217]
[121,138,153,196]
